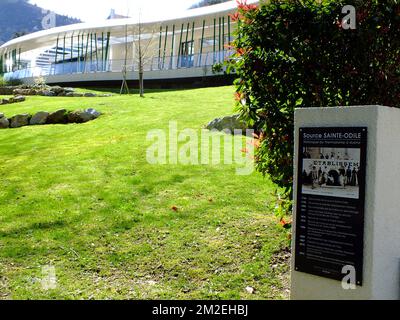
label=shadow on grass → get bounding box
[0,220,68,238]
[78,87,209,95]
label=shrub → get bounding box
[212,62,224,74]
[33,76,47,87]
[229,0,400,215]
[0,76,22,87]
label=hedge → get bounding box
[229,0,400,215]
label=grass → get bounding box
[0,86,290,300]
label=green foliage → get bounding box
[230,0,400,206]
[0,75,22,87]
[190,0,230,9]
[0,0,80,44]
[212,62,224,74]
[33,76,47,87]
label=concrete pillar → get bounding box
[291,105,400,300]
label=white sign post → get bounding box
[291,105,400,300]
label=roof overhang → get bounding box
[0,0,258,55]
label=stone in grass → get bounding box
[9,114,30,128]
[30,111,50,125]
[0,114,9,129]
[0,86,14,95]
[206,114,247,135]
[39,90,56,97]
[68,108,100,123]
[83,92,97,97]
[1,98,13,104]
[47,109,69,124]
[13,88,36,96]
[245,286,256,294]
[67,110,94,123]
[85,108,101,118]
[49,86,64,95]
[13,95,26,103]
[63,87,75,93]
[66,92,84,97]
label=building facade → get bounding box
[0,1,256,86]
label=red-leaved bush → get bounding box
[228,0,400,218]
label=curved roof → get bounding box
[0,0,258,54]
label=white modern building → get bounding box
[0,1,258,86]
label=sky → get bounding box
[29,0,201,23]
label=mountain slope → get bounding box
[190,0,231,9]
[0,0,80,45]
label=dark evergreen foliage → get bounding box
[190,0,230,9]
[229,0,400,214]
[0,0,80,44]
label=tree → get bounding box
[12,31,28,39]
[118,8,161,97]
[120,24,130,95]
[190,0,230,9]
[133,15,159,98]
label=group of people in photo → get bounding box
[302,164,360,189]
[302,148,361,189]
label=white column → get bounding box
[291,105,400,300]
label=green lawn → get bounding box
[0,86,290,300]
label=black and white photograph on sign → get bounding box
[301,147,361,199]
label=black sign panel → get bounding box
[295,127,367,286]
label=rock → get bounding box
[206,114,247,134]
[13,88,33,96]
[66,111,79,123]
[49,86,64,94]
[39,90,56,97]
[63,87,75,93]
[0,117,9,129]
[245,286,255,294]
[47,109,69,124]
[68,110,95,123]
[9,114,30,128]
[67,109,100,123]
[83,92,97,97]
[0,96,25,105]
[4,85,77,97]
[0,113,4,118]
[66,92,84,97]
[0,86,15,95]
[13,95,26,103]
[30,111,49,125]
[85,108,101,119]
[57,92,66,97]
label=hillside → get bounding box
[190,0,231,9]
[0,0,80,45]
